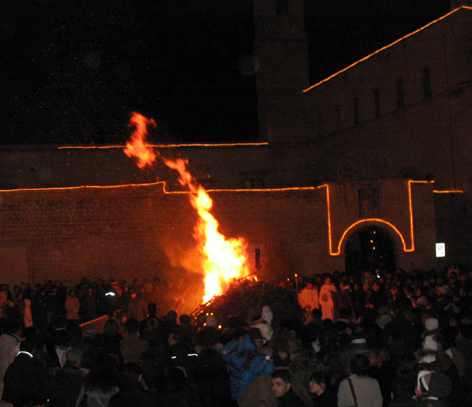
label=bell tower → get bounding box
[254,0,310,144]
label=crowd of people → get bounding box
[0,264,471,407]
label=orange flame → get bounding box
[124,112,157,169]
[124,112,249,303]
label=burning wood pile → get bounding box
[191,279,304,329]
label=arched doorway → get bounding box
[345,225,396,275]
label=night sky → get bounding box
[0,0,450,146]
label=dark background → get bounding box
[0,0,450,145]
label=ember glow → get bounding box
[124,112,249,303]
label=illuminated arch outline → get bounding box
[318,180,433,256]
[0,175,441,258]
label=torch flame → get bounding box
[124,112,249,303]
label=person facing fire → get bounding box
[138,303,163,343]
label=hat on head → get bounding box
[262,306,273,323]
[423,334,439,351]
[424,317,439,331]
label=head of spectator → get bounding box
[271,369,292,398]
[309,370,333,396]
[369,347,390,368]
[350,354,371,377]
[248,327,266,352]
[147,303,158,317]
[106,318,122,334]
[165,310,178,325]
[195,326,220,350]
[125,318,140,335]
[310,308,323,323]
[118,362,144,391]
[179,314,191,326]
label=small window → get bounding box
[423,67,432,99]
[358,188,380,218]
[396,78,405,109]
[276,0,289,15]
[354,97,360,125]
[244,179,264,189]
[373,88,381,118]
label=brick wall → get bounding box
[0,179,438,291]
[0,183,328,288]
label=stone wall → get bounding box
[0,179,437,289]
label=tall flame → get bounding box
[124,112,249,303]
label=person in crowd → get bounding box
[0,318,22,383]
[76,355,120,407]
[138,302,163,343]
[221,327,275,400]
[319,277,337,321]
[337,354,383,407]
[66,289,81,323]
[47,347,88,407]
[126,289,148,323]
[102,318,124,364]
[195,347,234,407]
[340,326,374,376]
[238,348,291,407]
[2,339,48,407]
[298,281,319,322]
[308,370,337,407]
[108,362,156,407]
[390,354,418,407]
[271,369,305,407]
[119,318,148,364]
[369,347,394,407]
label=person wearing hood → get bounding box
[220,327,275,400]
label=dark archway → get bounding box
[345,225,396,275]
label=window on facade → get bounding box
[396,78,405,109]
[354,97,360,125]
[374,88,381,118]
[244,179,264,189]
[358,188,380,218]
[423,67,432,99]
[276,0,289,15]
